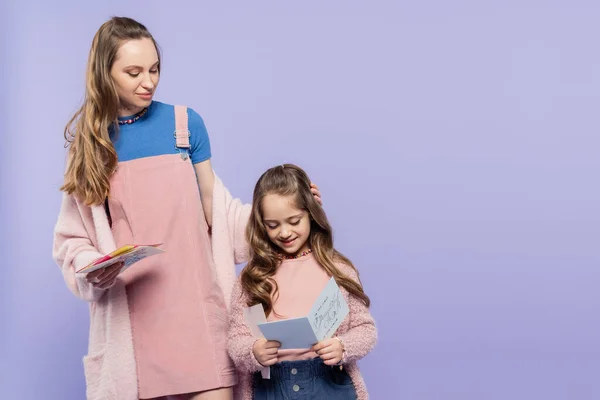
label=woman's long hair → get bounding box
[60,16,161,205]
[240,164,371,316]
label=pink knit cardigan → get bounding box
[53,173,250,400]
[227,263,378,400]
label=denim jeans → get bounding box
[253,358,357,400]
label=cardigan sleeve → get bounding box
[227,280,266,373]
[52,192,107,302]
[224,193,251,265]
[210,173,252,310]
[336,264,378,363]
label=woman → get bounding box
[53,16,320,400]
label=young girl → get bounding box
[228,164,377,399]
[52,17,321,400]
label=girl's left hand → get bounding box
[310,183,323,206]
[312,338,343,365]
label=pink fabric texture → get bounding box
[227,262,378,400]
[52,105,251,399]
[174,105,191,149]
[109,152,235,396]
[268,253,330,362]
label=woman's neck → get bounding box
[118,105,144,117]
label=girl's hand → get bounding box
[310,183,322,206]
[85,261,124,289]
[312,337,344,366]
[252,338,281,367]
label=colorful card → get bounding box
[76,244,164,274]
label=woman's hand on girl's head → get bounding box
[252,338,281,367]
[312,337,343,366]
[310,183,322,206]
[85,262,124,289]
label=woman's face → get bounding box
[110,37,160,116]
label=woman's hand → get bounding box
[85,261,124,289]
[310,183,322,205]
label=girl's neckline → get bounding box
[280,248,313,261]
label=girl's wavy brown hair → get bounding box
[60,17,161,205]
[241,164,370,317]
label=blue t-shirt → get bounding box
[111,101,211,164]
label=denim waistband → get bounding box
[268,358,329,381]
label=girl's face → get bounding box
[261,194,311,255]
[110,38,159,116]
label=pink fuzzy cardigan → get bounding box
[227,263,378,400]
[53,173,250,400]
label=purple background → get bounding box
[1,1,599,399]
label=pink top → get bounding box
[268,253,330,361]
[227,261,378,400]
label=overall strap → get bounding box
[174,105,191,149]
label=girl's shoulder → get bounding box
[333,259,360,282]
[233,276,247,292]
[231,277,249,302]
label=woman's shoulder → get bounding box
[150,100,173,111]
[152,101,206,131]
[150,100,196,115]
[153,101,202,116]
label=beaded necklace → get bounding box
[281,248,313,260]
[118,108,148,125]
